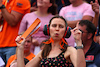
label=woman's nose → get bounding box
[55,26,59,31]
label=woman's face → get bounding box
[37,0,52,8]
[50,18,66,41]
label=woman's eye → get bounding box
[52,24,56,27]
[59,25,64,28]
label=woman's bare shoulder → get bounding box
[65,46,76,55]
[36,50,43,59]
[64,46,76,60]
[67,46,76,51]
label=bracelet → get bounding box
[76,45,83,49]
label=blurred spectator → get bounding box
[91,0,99,27]
[18,0,57,55]
[31,0,37,7]
[95,2,100,44]
[92,51,100,67]
[30,0,37,12]
[30,0,71,13]
[78,20,100,67]
[9,58,29,67]
[96,17,100,44]
[83,1,100,66]
[59,0,95,28]
[6,35,35,67]
[84,0,95,3]
[90,0,100,44]
[0,0,30,65]
[59,0,95,47]
[55,0,71,13]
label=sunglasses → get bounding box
[79,29,88,33]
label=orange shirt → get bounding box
[0,0,30,47]
[6,53,35,67]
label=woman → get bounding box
[91,0,100,44]
[18,0,57,55]
[16,16,86,67]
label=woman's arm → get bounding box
[16,36,25,67]
[76,40,85,67]
[71,22,86,67]
[26,51,42,67]
[65,47,77,67]
[16,36,42,67]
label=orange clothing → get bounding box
[94,32,97,42]
[0,0,30,47]
[6,53,35,67]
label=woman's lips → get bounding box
[55,33,59,36]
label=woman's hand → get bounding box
[15,36,25,67]
[15,36,25,48]
[71,22,82,44]
[71,22,86,67]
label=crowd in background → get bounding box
[0,0,100,67]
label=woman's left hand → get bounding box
[71,22,82,43]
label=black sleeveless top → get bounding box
[40,51,73,67]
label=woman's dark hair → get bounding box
[41,15,68,58]
[49,15,67,26]
[41,40,68,58]
[48,0,58,15]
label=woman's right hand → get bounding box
[16,36,25,67]
[15,36,25,48]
